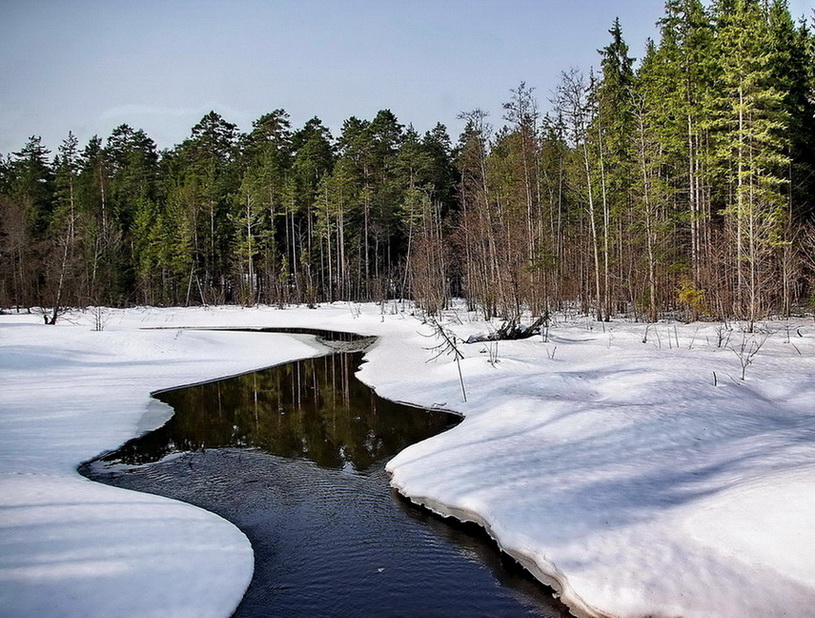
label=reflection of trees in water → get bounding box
[99,352,457,471]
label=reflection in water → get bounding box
[100,352,457,472]
[82,344,571,618]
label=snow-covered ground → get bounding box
[2,303,814,617]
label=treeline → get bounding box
[2,0,814,323]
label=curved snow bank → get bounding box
[0,310,325,617]
[1,474,253,618]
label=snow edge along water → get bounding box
[384,482,606,618]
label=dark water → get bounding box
[81,340,571,617]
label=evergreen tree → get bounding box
[767,1,815,218]
[10,136,54,238]
[366,110,405,295]
[104,125,159,301]
[595,19,636,317]
[236,109,292,304]
[47,132,83,313]
[166,111,240,304]
[712,0,791,324]
[3,137,54,309]
[654,0,716,294]
[290,117,334,304]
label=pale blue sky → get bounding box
[1,0,813,155]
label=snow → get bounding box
[1,309,326,617]
[2,304,815,617]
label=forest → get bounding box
[1,0,814,325]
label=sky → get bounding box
[1,0,813,156]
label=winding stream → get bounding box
[80,331,570,617]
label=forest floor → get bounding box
[1,302,814,617]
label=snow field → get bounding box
[2,303,814,617]
[384,313,815,617]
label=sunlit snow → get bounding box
[1,303,814,617]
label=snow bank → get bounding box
[0,308,325,617]
[2,303,814,617]
[383,314,815,617]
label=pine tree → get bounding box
[11,136,54,238]
[713,0,791,324]
[596,18,636,317]
[632,53,679,321]
[237,109,292,304]
[168,111,240,304]
[652,0,717,299]
[766,0,815,312]
[366,110,405,296]
[4,137,54,309]
[103,125,159,301]
[46,132,83,316]
[290,117,334,304]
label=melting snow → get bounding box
[2,303,814,617]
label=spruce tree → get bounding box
[713,0,791,323]
[596,18,636,317]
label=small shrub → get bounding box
[678,280,706,322]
